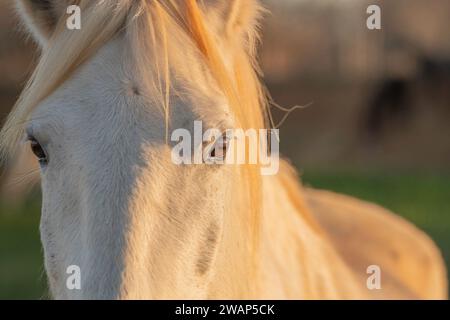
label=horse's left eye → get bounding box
[29,138,48,165]
[208,134,229,162]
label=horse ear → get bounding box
[203,0,263,40]
[15,0,68,47]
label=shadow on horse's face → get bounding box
[28,35,234,299]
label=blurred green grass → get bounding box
[0,194,47,299]
[0,172,449,299]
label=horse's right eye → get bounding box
[29,138,48,165]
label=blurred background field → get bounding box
[1,0,449,299]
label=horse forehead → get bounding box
[32,36,231,132]
[32,39,144,121]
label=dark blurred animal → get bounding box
[366,55,450,139]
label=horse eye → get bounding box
[209,135,229,161]
[29,138,48,165]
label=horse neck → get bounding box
[256,172,369,298]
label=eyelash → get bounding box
[28,136,48,166]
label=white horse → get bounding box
[1,0,446,299]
